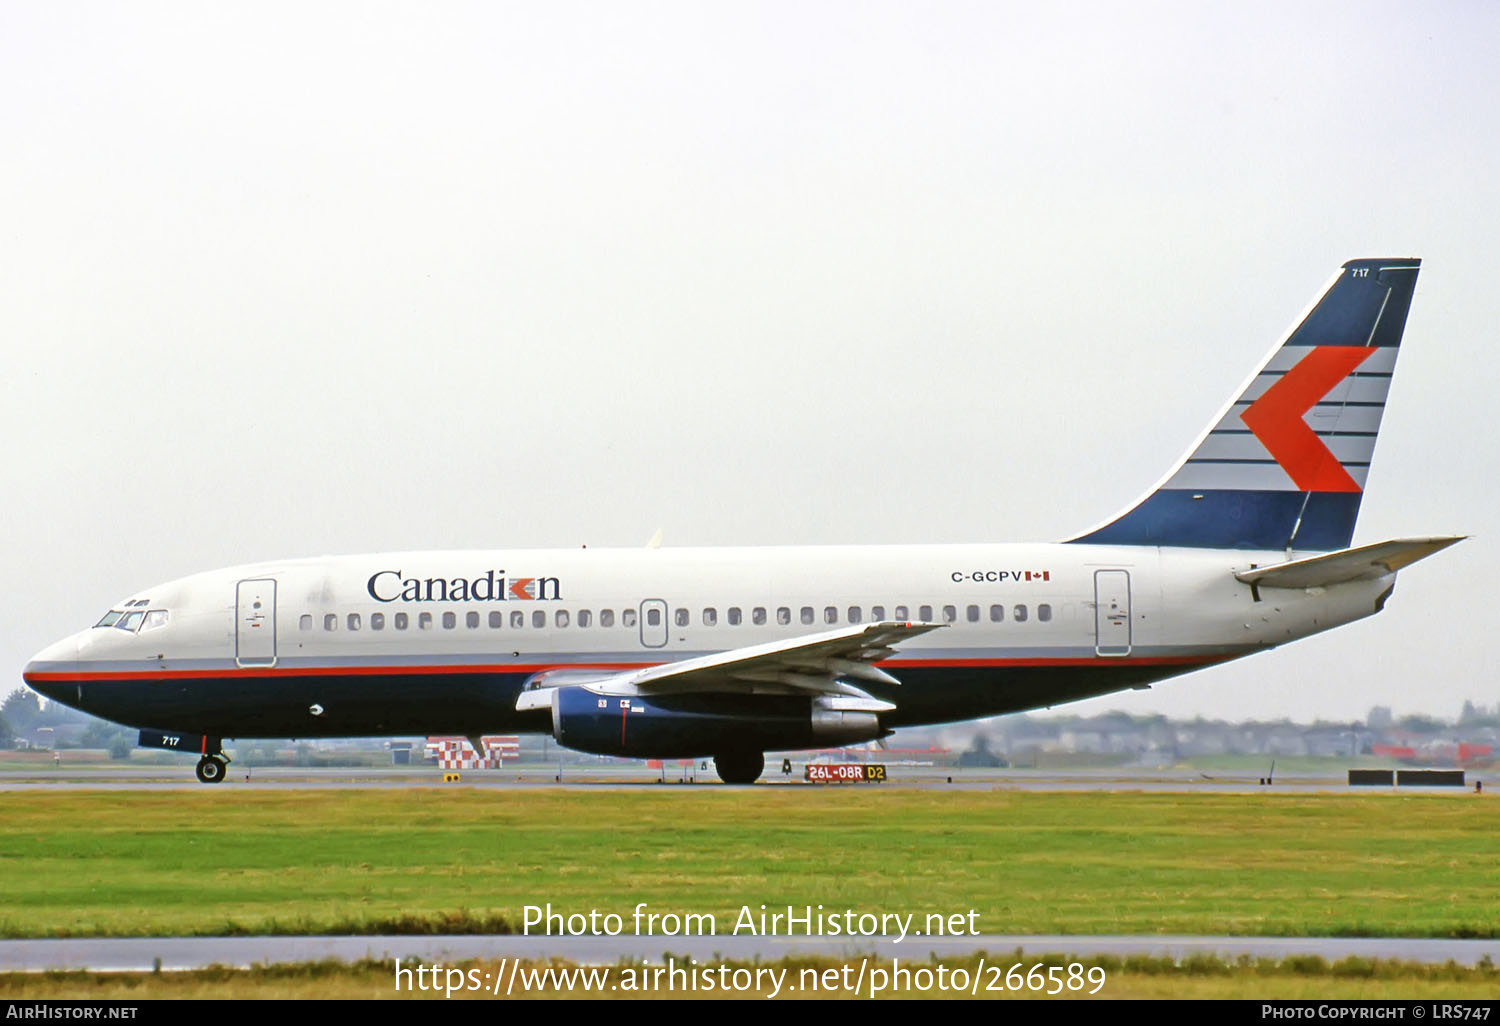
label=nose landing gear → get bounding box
[138,730,229,784]
[195,755,228,784]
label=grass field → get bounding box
[0,788,1495,939]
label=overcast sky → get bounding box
[3,1,1493,725]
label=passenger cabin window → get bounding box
[919,605,933,622]
[141,610,168,632]
[532,611,545,628]
[800,607,814,625]
[371,613,385,630]
[990,604,1004,622]
[647,608,661,627]
[967,604,980,623]
[824,606,837,625]
[511,611,524,629]
[323,614,337,632]
[395,612,409,630]
[871,605,885,620]
[848,606,862,624]
[728,607,742,626]
[489,611,503,628]
[942,605,957,624]
[1013,604,1028,623]
[419,612,433,630]
[466,611,479,629]
[702,607,717,626]
[894,605,908,620]
[623,609,637,628]
[299,614,313,631]
[753,607,767,626]
[1038,603,1052,622]
[579,609,592,628]
[555,610,569,628]
[348,613,361,631]
[674,608,688,628]
[602,609,616,627]
[442,611,456,629]
[776,607,790,626]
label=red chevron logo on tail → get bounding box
[1240,346,1375,493]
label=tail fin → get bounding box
[1068,258,1421,551]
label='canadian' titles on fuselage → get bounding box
[366,571,562,603]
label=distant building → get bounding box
[956,736,1006,768]
[424,736,520,769]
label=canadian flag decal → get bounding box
[1240,346,1375,493]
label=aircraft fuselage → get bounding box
[23,542,1389,744]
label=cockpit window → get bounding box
[141,610,169,632]
[115,610,146,632]
[95,610,124,628]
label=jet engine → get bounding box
[547,686,888,758]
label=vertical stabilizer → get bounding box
[1068,258,1420,551]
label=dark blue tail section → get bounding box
[1068,259,1421,551]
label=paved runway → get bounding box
[0,765,1483,793]
[4,933,1497,972]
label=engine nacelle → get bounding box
[811,707,883,745]
[549,687,887,758]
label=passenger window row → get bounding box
[297,602,1054,632]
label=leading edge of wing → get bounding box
[514,621,945,710]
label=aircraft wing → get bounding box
[515,621,943,711]
[1234,536,1465,590]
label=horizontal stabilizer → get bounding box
[1234,536,1465,589]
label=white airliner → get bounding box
[24,258,1462,784]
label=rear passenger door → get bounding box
[1093,570,1131,656]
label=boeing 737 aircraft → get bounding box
[23,258,1462,783]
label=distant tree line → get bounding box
[2,687,133,759]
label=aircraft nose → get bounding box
[23,634,81,701]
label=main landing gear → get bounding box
[714,750,764,785]
[195,754,229,784]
